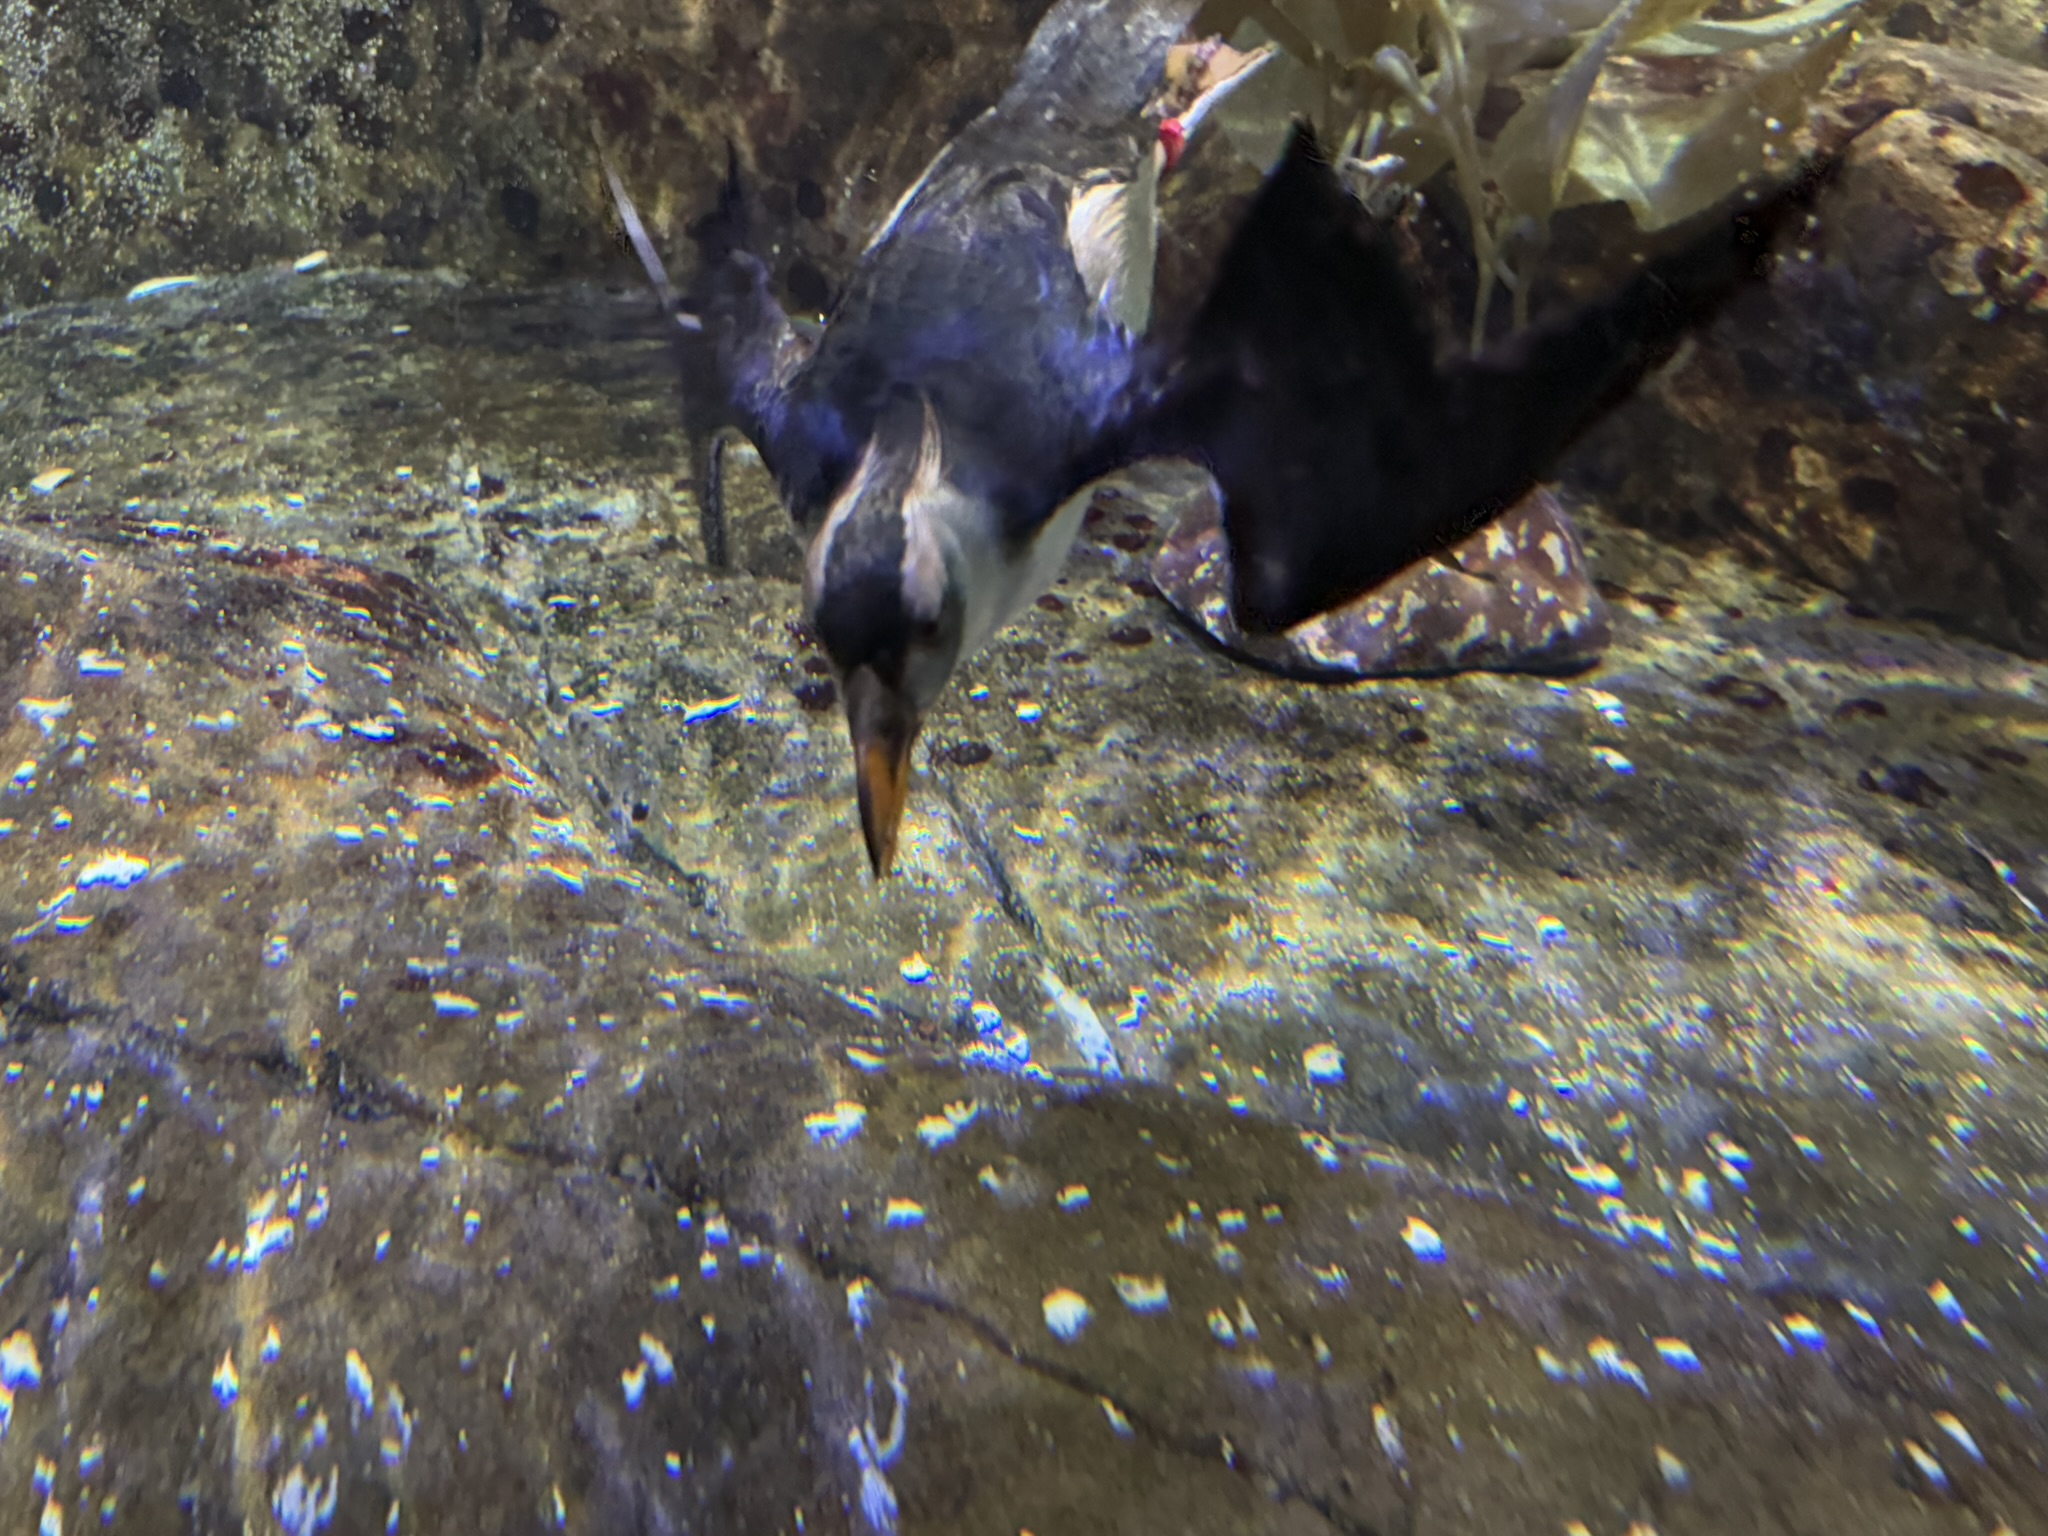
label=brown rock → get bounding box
[2,257,2047,1536]
[1149,474,1610,678]
[0,0,1049,309]
[1562,39,2048,659]
[1814,39,2048,172]
[1875,0,2048,67]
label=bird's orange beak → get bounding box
[843,666,921,877]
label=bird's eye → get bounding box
[914,617,943,644]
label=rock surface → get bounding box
[0,263,2044,1533]
[1561,37,2048,659]
[1880,0,2048,64]
[0,0,1045,310]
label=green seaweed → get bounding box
[1198,0,1866,345]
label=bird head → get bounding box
[804,396,976,877]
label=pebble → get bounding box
[1113,1274,1168,1313]
[1303,1043,1345,1083]
[0,1331,42,1390]
[1782,1314,1827,1351]
[1587,1338,1647,1393]
[1843,1300,1882,1338]
[803,1101,867,1143]
[1373,1403,1404,1466]
[29,468,73,495]
[1931,1410,1983,1463]
[1656,1445,1689,1489]
[1042,1288,1093,1341]
[1299,1131,1341,1170]
[1928,1280,1966,1325]
[125,275,200,302]
[1401,1216,1445,1262]
[1653,1338,1701,1372]
[1565,1162,1623,1196]
[1701,673,1786,710]
[345,1350,375,1416]
[1681,1169,1713,1210]
[882,1199,925,1228]
[677,693,743,724]
[77,854,149,890]
[1901,1438,1950,1495]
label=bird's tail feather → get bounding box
[600,140,793,567]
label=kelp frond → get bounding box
[1197,0,1866,346]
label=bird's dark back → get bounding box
[782,193,1141,547]
[767,0,1199,537]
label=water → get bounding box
[0,1,2043,1532]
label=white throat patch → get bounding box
[803,430,887,619]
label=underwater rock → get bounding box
[1,268,2046,1535]
[1150,476,1610,678]
[1883,0,2048,65]
[1563,37,2048,659]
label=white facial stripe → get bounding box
[804,433,886,617]
[911,395,945,498]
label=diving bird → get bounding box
[614,0,1809,876]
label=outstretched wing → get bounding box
[1132,123,1820,632]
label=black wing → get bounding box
[1137,123,1821,633]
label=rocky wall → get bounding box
[1562,38,2048,658]
[8,5,2048,660]
[0,0,1046,310]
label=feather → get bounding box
[1065,150,1161,335]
